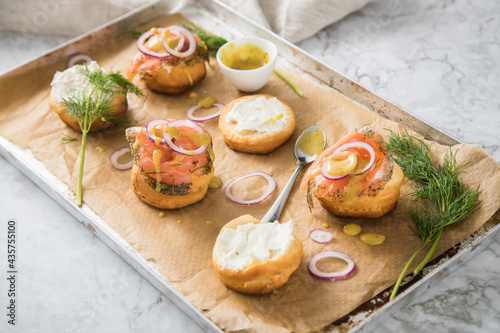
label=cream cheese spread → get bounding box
[51,61,103,102]
[214,220,294,270]
[226,95,287,132]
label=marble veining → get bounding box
[1,0,499,332]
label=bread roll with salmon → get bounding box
[127,26,208,95]
[300,126,404,219]
[126,119,214,209]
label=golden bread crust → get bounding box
[212,215,303,295]
[130,164,213,209]
[49,89,127,132]
[140,60,206,95]
[218,94,296,154]
[318,163,405,218]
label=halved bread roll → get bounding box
[218,94,296,154]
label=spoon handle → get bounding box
[261,163,304,223]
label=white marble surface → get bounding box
[1,0,499,332]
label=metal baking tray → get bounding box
[1,1,499,332]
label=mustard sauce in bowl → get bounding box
[216,36,277,92]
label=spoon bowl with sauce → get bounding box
[216,36,277,92]
[261,126,326,223]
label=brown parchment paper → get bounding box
[1,14,500,333]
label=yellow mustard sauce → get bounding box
[166,35,181,50]
[344,174,363,205]
[153,149,163,192]
[325,151,358,178]
[197,96,217,108]
[188,91,198,98]
[208,176,223,189]
[163,125,212,148]
[296,127,325,158]
[183,68,193,85]
[343,223,362,236]
[207,145,215,163]
[360,233,386,246]
[220,42,270,70]
[146,28,166,53]
[133,129,144,150]
[265,113,284,128]
[148,126,164,146]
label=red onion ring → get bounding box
[186,103,224,122]
[321,141,376,180]
[162,25,197,59]
[146,119,170,145]
[137,28,172,59]
[67,53,94,67]
[162,119,208,156]
[224,172,277,205]
[109,147,133,170]
[309,229,334,243]
[308,250,355,281]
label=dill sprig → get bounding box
[387,128,481,301]
[61,65,144,207]
[182,22,227,56]
[61,133,77,144]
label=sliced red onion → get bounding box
[224,172,277,205]
[109,147,134,170]
[162,25,197,58]
[321,141,376,180]
[309,229,334,243]
[67,53,93,67]
[146,119,169,145]
[308,250,355,281]
[137,28,172,59]
[163,119,208,155]
[186,103,224,122]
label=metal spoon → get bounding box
[261,126,326,223]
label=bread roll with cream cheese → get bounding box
[212,214,303,295]
[49,61,127,132]
[218,94,296,154]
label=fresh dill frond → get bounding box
[130,28,148,39]
[60,64,144,207]
[387,128,481,300]
[61,133,77,144]
[182,22,227,56]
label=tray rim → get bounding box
[0,1,499,332]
